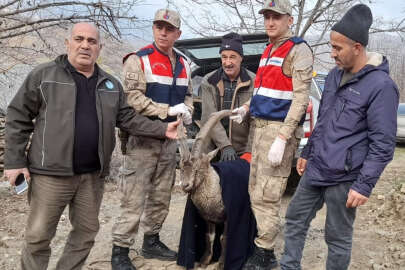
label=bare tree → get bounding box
[0,0,149,41]
[167,0,405,93]
[369,33,405,101]
[0,0,151,109]
[0,0,149,70]
[166,0,405,46]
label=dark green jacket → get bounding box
[5,55,167,176]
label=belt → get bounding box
[253,118,282,128]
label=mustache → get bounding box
[223,65,234,69]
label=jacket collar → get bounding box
[152,42,179,60]
[334,52,389,88]
[65,57,99,79]
[269,30,293,50]
[56,54,110,84]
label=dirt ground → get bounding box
[1,145,405,270]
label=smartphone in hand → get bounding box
[15,174,28,195]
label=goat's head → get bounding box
[177,110,232,193]
[180,148,219,192]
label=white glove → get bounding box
[168,103,189,116]
[268,136,286,166]
[181,111,192,125]
[230,106,248,124]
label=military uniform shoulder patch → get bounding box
[122,47,154,64]
[290,36,305,44]
[135,47,154,57]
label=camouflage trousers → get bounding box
[249,119,299,250]
[112,136,177,248]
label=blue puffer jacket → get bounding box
[301,53,399,197]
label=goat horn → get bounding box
[191,109,232,158]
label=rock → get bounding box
[372,263,383,270]
[400,184,405,194]
[400,252,405,259]
[392,252,400,260]
[1,236,14,241]
[377,195,385,200]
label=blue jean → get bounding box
[280,174,356,270]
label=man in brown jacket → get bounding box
[4,22,178,270]
[200,32,255,161]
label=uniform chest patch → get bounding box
[152,62,168,71]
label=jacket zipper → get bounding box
[70,72,77,175]
[96,79,105,176]
[337,99,346,120]
[39,85,48,167]
[229,79,250,140]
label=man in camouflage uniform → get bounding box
[111,9,193,270]
[231,0,313,268]
[200,32,255,160]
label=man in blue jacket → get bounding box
[280,4,399,270]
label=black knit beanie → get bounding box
[219,32,243,56]
[331,4,373,46]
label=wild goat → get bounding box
[177,109,232,266]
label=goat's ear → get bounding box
[207,148,220,161]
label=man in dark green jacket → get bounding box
[4,22,178,270]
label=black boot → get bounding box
[242,245,278,270]
[111,245,136,270]
[141,233,177,261]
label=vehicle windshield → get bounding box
[186,42,267,59]
[398,104,405,115]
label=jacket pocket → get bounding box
[345,148,352,172]
[336,98,346,121]
[334,94,366,131]
[348,141,368,171]
[342,142,369,175]
[262,177,288,203]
